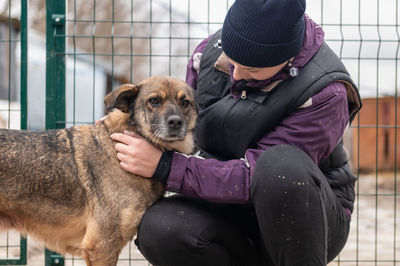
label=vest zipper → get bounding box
[241,90,247,100]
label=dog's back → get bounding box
[0,128,87,208]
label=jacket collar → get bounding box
[215,15,325,97]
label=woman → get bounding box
[111,0,362,265]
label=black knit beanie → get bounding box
[221,0,306,67]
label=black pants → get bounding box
[135,145,351,266]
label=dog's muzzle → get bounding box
[151,114,187,141]
[167,115,183,131]
[165,114,187,140]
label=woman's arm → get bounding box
[164,82,350,203]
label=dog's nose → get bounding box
[167,115,183,130]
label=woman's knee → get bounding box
[135,198,189,264]
[136,196,238,266]
[251,145,321,201]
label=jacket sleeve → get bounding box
[166,82,349,203]
[164,82,350,204]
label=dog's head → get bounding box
[104,76,197,153]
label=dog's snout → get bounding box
[167,115,183,130]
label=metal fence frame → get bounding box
[0,0,399,265]
[0,0,27,263]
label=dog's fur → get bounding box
[0,76,197,265]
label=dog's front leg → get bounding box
[80,220,122,266]
[81,220,101,266]
[82,248,120,266]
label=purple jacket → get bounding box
[165,16,350,204]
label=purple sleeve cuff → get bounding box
[165,152,188,192]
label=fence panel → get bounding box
[44,1,399,265]
[0,0,28,264]
[0,0,399,265]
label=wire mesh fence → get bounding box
[0,0,27,264]
[0,0,399,265]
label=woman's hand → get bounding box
[111,131,162,177]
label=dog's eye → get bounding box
[180,99,190,108]
[149,97,161,107]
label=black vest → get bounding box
[194,30,362,211]
[195,30,361,160]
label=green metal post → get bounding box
[17,237,27,265]
[45,0,66,265]
[45,249,65,266]
[20,0,27,131]
[18,0,27,262]
[46,0,66,130]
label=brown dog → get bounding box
[0,76,197,265]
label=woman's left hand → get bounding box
[111,131,162,177]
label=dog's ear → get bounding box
[104,84,141,113]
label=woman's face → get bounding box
[228,58,289,81]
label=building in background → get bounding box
[352,96,399,172]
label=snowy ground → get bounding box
[1,173,399,265]
[329,172,400,266]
